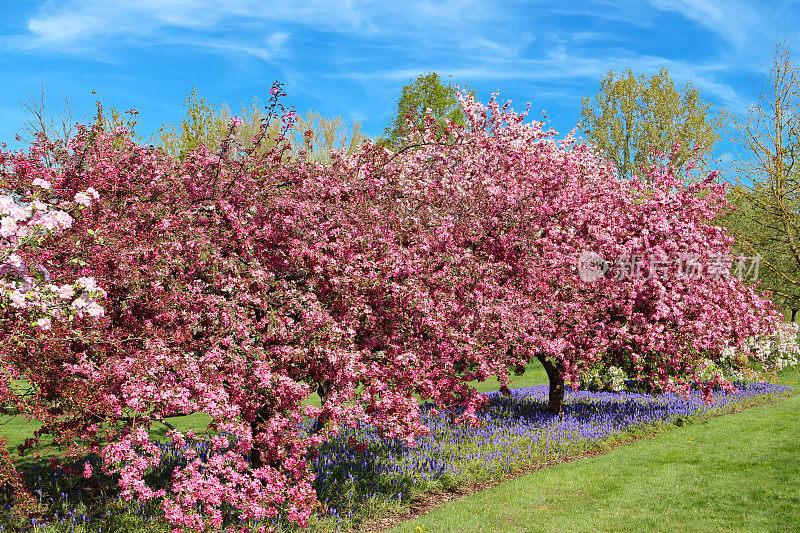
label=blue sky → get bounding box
[0,0,798,178]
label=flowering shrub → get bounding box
[0,82,786,531]
[744,321,800,371]
[1,172,105,515]
[707,321,800,380]
[363,90,782,413]
[1,180,105,327]
[580,365,627,392]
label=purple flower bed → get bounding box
[310,381,791,523]
[1,381,791,532]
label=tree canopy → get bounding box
[379,72,471,149]
[580,67,722,179]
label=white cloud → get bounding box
[14,0,495,49]
[27,10,107,45]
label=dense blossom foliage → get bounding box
[1,163,105,515]
[0,84,786,530]
[357,91,783,411]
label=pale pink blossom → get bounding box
[9,290,25,308]
[74,192,92,207]
[57,284,75,299]
[77,276,98,292]
[32,177,51,189]
[0,216,17,238]
[6,254,22,268]
[0,196,15,214]
[85,302,104,317]
[52,210,73,229]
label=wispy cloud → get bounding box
[183,32,290,62]
[345,48,743,110]
[646,0,763,49]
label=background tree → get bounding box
[580,67,722,179]
[17,85,82,149]
[16,86,146,173]
[379,72,471,149]
[718,41,800,321]
[157,88,268,161]
[158,88,364,164]
[289,110,365,165]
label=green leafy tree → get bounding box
[157,88,278,161]
[158,89,363,165]
[581,67,722,179]
[718,42,800,321]
[380,72,472,149]
[722,184,800,320]
[90,91,146,148]
[289,110,366,165]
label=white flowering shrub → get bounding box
[712,321,800,380]
[746,321,800,371]
[580,365,627,392]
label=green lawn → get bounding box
[389,368,800,533]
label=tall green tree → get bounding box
[721,184,800,320]
[718,42,800,321]
[580,67,722,179]
[380,72,471,149]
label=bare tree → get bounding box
[17,85,88,167]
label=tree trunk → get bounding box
[250,442,264,469]
[313,380,333,434]
[791,308,797,322]
[535,353,565,415]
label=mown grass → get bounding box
[389,366,800,533]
